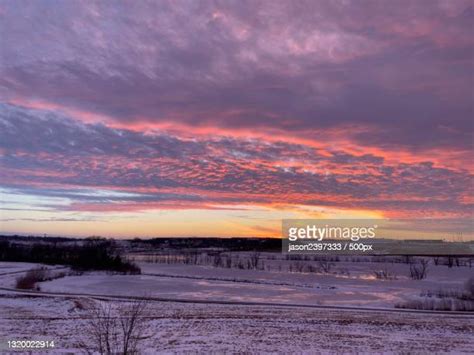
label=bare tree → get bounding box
[249,252,260,270]
[85,302,118,355]
[212,253,222,268]
[120,299,150,354]
[224,254,232,268]
[465,277,474,296]
[82,298,151,355]
[445,256,461,267]
[409,259,429,280]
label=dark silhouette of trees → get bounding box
[0,240,140,274]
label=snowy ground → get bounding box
[0,292,473,354]
[28,260,473,308]
[0,261,48,275]
[0,259,473,353]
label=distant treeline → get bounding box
[0,235,282,252]
[0,239,140,274]
[138,237,282,251]
[0,234,77,243]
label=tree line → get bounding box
[0,239,140,274]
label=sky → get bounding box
[0,0,473,238]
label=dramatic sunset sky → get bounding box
[0,0,473,238]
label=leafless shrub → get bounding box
[15,267,49,290]
[465,277,474,296]
[292,261,305,273]
[398,283,474,312]
[373,268,397,280]
[212,253,222,268]
[422,288,473,301]
[409,259,429,280]
[81,298,151,355]
[396,297,474,311]
[445,256,461,268]
[73,299,87,311]
[224,255,232,268]
[249,252,260,270]
[336,267,350,276]
[318,260,334,273]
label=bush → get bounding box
[409,259,429,280]
[396,298,474,311]
[15,268,48,290]
[421,288,473,301]
[373,268,397,280]
[397,283,474,311]
[465,277,474,296]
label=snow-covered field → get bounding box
[0,261,47,275]
[0,258,473,353]
[0,292,473,353]
[29,260,473,309]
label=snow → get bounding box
[0,293,472,353]
[32,261,472,308]
[0,262,65,288]
[0,259,472,353]
[0,262,45,275]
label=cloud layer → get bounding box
[2,1,473,150]
[1,104,471,217]
[0,1,472,234]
